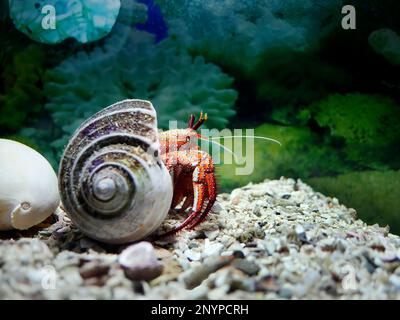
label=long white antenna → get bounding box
[197,137,240,162]
[210,135,282,146]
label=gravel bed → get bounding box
[1,177,400,299]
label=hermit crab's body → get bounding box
[59,100,216,243]
[158,115,217,237]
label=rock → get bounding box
[232,250,245,259]
[184,249,202,261]
[389,275,400,289]
[255,275,280,292]
[208,285,230,299]
[230,189,244,205]
[60,266,84,286]
[295,224,309,243]
[181,255,234,289]
[118,242,163,282]
[279,287,293,299]
[233,259,260,276]
[211,202,224,213]
[237,227,265,243]
[154,247,173,260]
[188,283,209,300]
[252,202,262,217]
[79,260,110,279]
[295,224,305,235]
[204,229,220,241]
[258,240,276,255]
[203,239,224,258]
[53,251,80,270]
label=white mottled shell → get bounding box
[0,139,60,230]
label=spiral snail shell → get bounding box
[59,99,173,244]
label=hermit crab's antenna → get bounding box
[190,112,208,130]
[210,135,282,146]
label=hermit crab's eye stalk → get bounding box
[188,114,195,128]
[192,111,208,130]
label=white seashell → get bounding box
[0,139,60,230]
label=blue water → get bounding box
[136,0,168,42]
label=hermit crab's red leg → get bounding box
[177,194,194,214]
[158,180,206,237]
[187,166,217,230]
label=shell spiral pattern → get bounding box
[59,99,173,244]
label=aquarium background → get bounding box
[1,0,399,233]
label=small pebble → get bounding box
[252,202,262,217]
[204,229,220,241]
[79,260,110,279]
[203,239,224,258]
[118,242,163,281]
[279,287,293,299]
[184,249,202,261]
[181,256,234,289]
[230,189,244,205]
[233,259,260,276]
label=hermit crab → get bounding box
[158,111,217,237]
[59,99,217,244]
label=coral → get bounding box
[308,93,400,169]
[10,0,145,165]
[0,45,46,132]
[155,0,342,76]
[40,27,236,163]
[216,124,351,191]
[308,170,400,234]
[156,0,348,116]
[116,0,148,27]
[9,0,121,44]
[369,28,400,65]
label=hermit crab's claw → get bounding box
[188,112,207,130]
